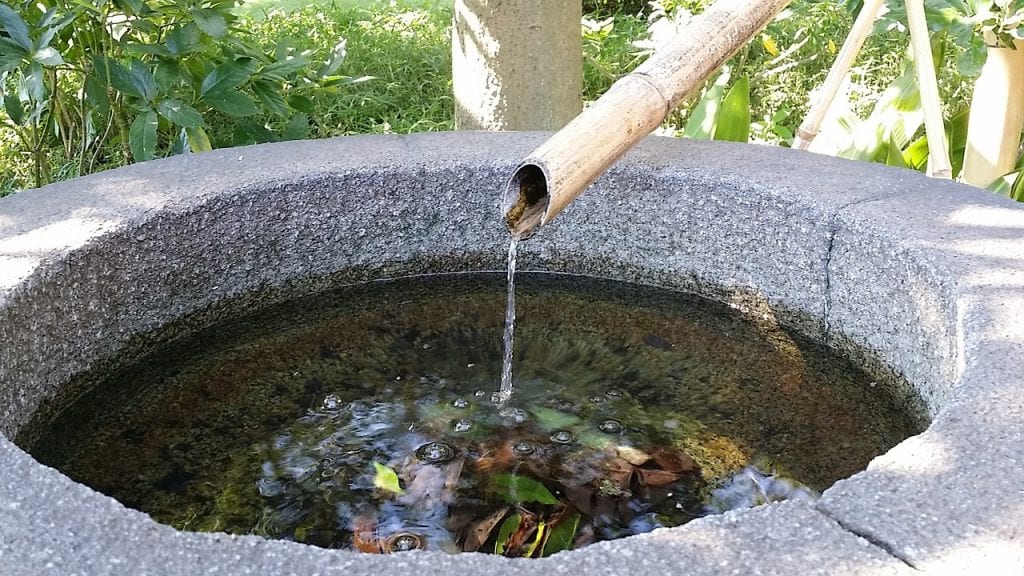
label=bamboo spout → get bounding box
[502,0,793,238]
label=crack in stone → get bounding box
[822,191,903,339]
[823,219,837,335]
[814,504,921,571]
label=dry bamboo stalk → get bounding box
[906,0,953,179]
[962,37,1024,188]
[792,0,884,151]
[501,0,793,238]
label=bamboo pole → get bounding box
[501,0,793,238]
[962,37,1024,188]
[905,0,952,179]
[792,0,884,151]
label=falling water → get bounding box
[496,237,518,404]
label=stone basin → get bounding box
[1,132,1022,575]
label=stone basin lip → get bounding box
[1,132,1022,575]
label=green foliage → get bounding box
[493,513,521,555]
[713,76,751,143]
[0,0,332,190]
[583,0,648,16]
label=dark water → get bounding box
[26,273,922,555]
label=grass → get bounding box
[243,0,456,136]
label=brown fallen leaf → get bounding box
[650,446,699,475]
[473,440,514,474]
[503,508,539,557]
[636,467,683,487]
[351,513,384,554]
[462,506,510,552]
[564,485,595,517]
[573,522,596,549]
[602,457,634,489]
[399,456,465,510]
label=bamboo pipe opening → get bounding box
[501,162,549,238]
[496,0,793,239]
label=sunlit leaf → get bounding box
[713,76,751,143]
[201,58,256,96]
[129,111,158,162]
[190,8,227,38]
[0,4,33,52]
[318,39,347,77]
[683,68,731,139]
[204,91,259,117]
[263,55,309,79]
[1012,172,1024,202]
[372,462,405,495]
[186,126,212,152]
[157,99,204,128]
[490,474,558,505]
[885,135,909,168]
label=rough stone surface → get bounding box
[2,133,1023,575]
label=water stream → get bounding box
[496,237,518,405]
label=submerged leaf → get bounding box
[636,468,683,487]
[523,520,547,558]
[372,462,404,495]
[462,506,509,552]
[352,513,383,553]
[529,406,581,431]
[541,511,580,556]
[651,446,699,475]
[494,513,521,555]
[490,474,558,505]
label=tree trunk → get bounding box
[452,0,582,131]
[962,37,1024,188]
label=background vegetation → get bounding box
[1,0,1022,198]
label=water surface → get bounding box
[27,273,921,554]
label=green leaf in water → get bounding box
[494,513,521,555]
[524,520,547,557]
[529,406,581,432]
[372,461,404,495]
[490,474,558,505]
[541,512,580,556]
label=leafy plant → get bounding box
[0,0,342,189]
